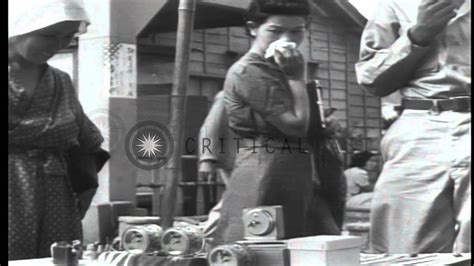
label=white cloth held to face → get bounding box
[264,39,297,63]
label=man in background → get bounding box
[198,91,237,237]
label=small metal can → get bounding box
[50,241,80,266]
[243,209,275,236]
[122,224,163,254]
[161,224,205,256]
[82,244,98,261]
[208,243,252,266]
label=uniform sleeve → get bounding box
[355,0,432,94]
[227,64,291,118]
[199,91,227,163]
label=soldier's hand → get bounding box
[198,160,217,183]
[382,104,400,121]
[409,0,458,45]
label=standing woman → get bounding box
[213,0,327,245]
[9,0,105,260]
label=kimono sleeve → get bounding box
[75,106,105,153]
[60,71,108,194]
[63,75,104,153]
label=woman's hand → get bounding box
[274,48,305,80]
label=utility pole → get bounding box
[161,0,196,229]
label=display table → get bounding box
[360,253,471,265]
[9,258,90,266]
[9,252,471,265]
[9,255,208,266]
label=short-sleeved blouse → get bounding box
[224,52,294,139]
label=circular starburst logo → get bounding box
[87,109,125,151]
[124,121,174,170]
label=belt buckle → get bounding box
[428,99,441,115]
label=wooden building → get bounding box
[130,0,381,216]
[48,0,382,220]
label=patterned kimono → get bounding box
[8,65,104,259]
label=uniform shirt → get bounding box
[198,91,237,172]
[356,0,471,99]
[344,167,370,198]
[224,52,293,139]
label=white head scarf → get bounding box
[8,0,90,38]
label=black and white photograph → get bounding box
[8,0,471,265]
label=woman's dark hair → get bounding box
[244,0,312,36]
[349,151,375,168]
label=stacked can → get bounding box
[161,224,205,256]
[122,224,163,254]
[208,243,253,266]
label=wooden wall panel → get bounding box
[230,27,247,37]
[141,14,382,158]
[205,32,228,45]
[348,95,364,106]
[330,80,346,90]
[331,89,346,100]
[187,78,201,96]
[349,106,365,118]
[229,36,250,53]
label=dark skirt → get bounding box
[212,146,314,245]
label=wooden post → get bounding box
[160,0,196,229]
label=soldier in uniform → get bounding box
[198,90,237,237]
[356,0,470,253]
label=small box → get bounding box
[288,235,363,266]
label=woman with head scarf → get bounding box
[8,0,106,259]
[212,0,342,245]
